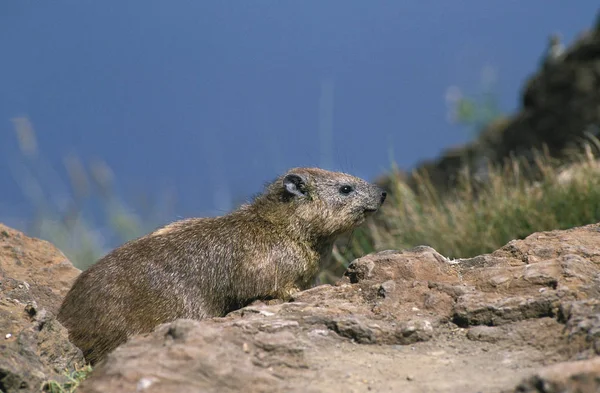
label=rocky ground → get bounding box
[1,222,600,393]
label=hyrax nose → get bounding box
[380,191,387,204]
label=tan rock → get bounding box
[511,357,600,393]
[0,223,84,393]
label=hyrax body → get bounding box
[58,167,386,364]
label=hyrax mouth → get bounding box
[364,190,387,214]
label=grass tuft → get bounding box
[42,365,93,393]
[334,141,600,268]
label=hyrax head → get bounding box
[265,167,387,238]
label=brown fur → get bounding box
[57,167,386,364]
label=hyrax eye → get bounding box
[339,185,354,195]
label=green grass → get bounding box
[42,365,92,393]
[8,117,174,269]
[333,143,600,269]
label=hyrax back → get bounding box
[58,167,386,364]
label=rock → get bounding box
[79,319,281,393]
[466,325,505,343]
[79,223,600,393]
[558,299,600,358]
[511,357,600,393]
[0,223,84,393]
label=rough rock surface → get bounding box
[0,223,83,393]
[78,224,600,393]
[510,357,600,393]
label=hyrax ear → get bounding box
[283,173,307,197]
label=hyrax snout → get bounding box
[58,167,386,364]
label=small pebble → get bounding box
[406,375,415,381]
[136,377,156,391]
[5,333,12,339]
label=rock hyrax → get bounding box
[58,167,386,364]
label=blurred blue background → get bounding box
[1,1,598,226]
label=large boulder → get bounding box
[79,224,600,393]
[0,223,84,393]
